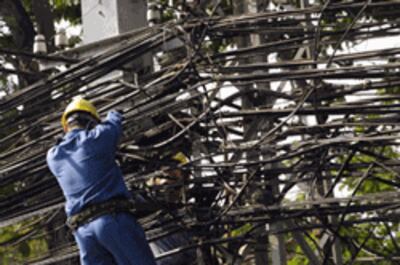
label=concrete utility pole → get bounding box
[81,0,147,44]
[81,0,151,73]
[233,1,287,264]
[278,0,344,264]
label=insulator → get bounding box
[175,4,186,20]
[147,3,160,26]
[33,34,47,54]
[55,29,68,48]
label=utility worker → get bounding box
[147,152,196,265]
[46,97,156,265]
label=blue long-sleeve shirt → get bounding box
[47,111,130,217]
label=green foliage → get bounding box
[340,222,400,264]
[204,39,229,55]
[0,221,48,265]
[336,142,399,193]
[288,254,309,265]
[287,237,310,265]
[68,34,82,47]
[51,0,81,25]
[379,85,400,95]
[231,223,253,237]
[0,108,19,143]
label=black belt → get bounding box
[67,198,133,230]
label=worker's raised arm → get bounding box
[89,110,123,150]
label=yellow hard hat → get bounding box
[61,96,100,130]
[172,152,189,165]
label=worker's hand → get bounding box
[115,108,124,115]
[106,110,124,124]
[109,109,123,118]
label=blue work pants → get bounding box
[73,212,156,265]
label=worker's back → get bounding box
[47,111,130,217]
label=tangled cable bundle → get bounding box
[1,1,400,263]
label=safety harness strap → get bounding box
[66,198,133,230]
